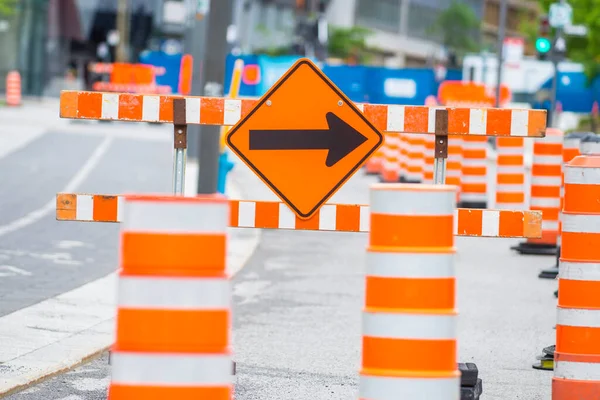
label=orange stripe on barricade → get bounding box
[108,194,232,400]
[554,154,600,398]
[59,91,547,137]
[360,183,459,399]
[56,194,542,239]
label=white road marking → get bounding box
[0,136,113,238]
[0,265,32,277]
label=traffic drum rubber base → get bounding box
[539,266,559,279]
[459,363,482,400]
[532,345,555,371]
[511,241,558,256]
[457,201,487,209]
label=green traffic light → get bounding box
[536,37,551,53]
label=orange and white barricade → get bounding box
[539,132,591,280]
[108,194,233,400]
[513,128,564,255]
[360,183,459,399]
[553,153,600,399]
[495,137,526,209]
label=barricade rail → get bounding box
[56,194,542,238]
[59,91,547,137]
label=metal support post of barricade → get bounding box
[172,99,188,195]
[433,109,449,185]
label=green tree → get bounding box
[327,25,374,64]
[427,0,481,67]
[0,0,17,16]
[531,0,600,81]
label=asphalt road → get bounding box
[0,123,173,317]
[6,152,558,400]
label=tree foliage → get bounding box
[531,0,600,80]
[327,25,374,64]
[428,0,481,66]
[0,0,17,16]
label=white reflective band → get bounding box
[461,141,487,150]
[496,202,525,210]
[360,374,460,400]
[118,276,230,309]
[510,109,529,137]
[117,196,125,223]
[122,200,228,233]
[565,166,600,185]
[363,311,456,340]
[469,108,486,135]
[360,206,370,232]
[530,198,561,208]
[561,214,600,234]
[237,201,256,228]
[185,97,200,124]
[318,204,337,231]
[102,93,119,119]
[278,202,296,229]
[460,175,486,183]
[370,189,455,216]
[387,105,405,132]
[496,184,525,193]
[142,95,160,122]
[533,155,563,165]
[557,307,600,328]
[224,99,242,125]
[531,176,563,186]
[497,147,524,155]
[111,352,233,386]
[76,195,94,221]
[542,220,559,230]
[560,261,600,281]
[554,360,600,381]
[367,252,455,278]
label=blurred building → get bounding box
[0,0,191,97]
[235,0,485,67]
[482,0,539,55]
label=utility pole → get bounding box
[196,0,235,194]
[547,0,572,127]
[183,0,210,162]
[494,0,507,108]
[116,0,129,62]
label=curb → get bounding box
[0,163,260,397]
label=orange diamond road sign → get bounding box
[226,58,384,220]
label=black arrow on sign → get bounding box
[249,112,368,167]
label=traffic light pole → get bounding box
[548,27,563,128]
